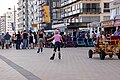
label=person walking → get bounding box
[1,33,5,49]
[4,32,11,49]
[22,30,28,49]
[29,32,34,49]
[16,31,21,49]
[47,30,63,60]
[114,29,120,36]
[37,29,45,53]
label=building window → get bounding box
[104,3,109,8]
[103,16,110,21]
[104,3,110,12]
[104,9,110,12]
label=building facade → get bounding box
[110,0,120,30]
[5,12,15,35]
[110,0,120,19]
[17,0,26,31]
[17,0,53,31]
[0,16,6,34]
[61,0,110,33]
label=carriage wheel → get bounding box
[118,50,120,59]
[88,49,93,58]
[100,50,105,60]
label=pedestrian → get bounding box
[1,33,5,49]
[16,31,21,49]
[29,32,34,49]
[47,30,63,60]
[22,30,28,49]
[33,32,37,47]
[4,32,11,49]
[37,29,45,53]
[114,29,120,36]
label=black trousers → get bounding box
[54,42,61,52]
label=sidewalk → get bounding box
[0,47,120,80]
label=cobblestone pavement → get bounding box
[0,47,120,80]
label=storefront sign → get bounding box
[89,22,100,28]
[114,20,120,26]
[101,21,114,27]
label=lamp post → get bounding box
[13,6,16,33]
[25,0,29,32]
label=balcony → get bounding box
[61,0,78,7]
[82,8,101,14]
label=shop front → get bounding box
[88,22,101,38]
[101,20,115,34]
[114,19,120,30]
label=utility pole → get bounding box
[25,0,29,32]
[14,6,16,33]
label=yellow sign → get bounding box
[43,6,51,23]
[32,24,37,27]
[101,21,113,27]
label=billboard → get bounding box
[43,6,51,23]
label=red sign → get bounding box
[114,20,120,26]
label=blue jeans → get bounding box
[1,41,5,49]
[22,39,27,49]
[16,39,21,49]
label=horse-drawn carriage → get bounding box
[88,36,120,60]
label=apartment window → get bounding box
[103,3,110,13]
[103,16,110,21]
[104,3,109,8]
[72,6,75,11]
[82,16,100,22]
[77,4,80,9]
[104,9,110,12]
[23,18,25,21]
[23,6,25,8]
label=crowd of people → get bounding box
[0,28,120,60]
[0,29,63,60]
[0,30,37,50]
[0,29,120,50]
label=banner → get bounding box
[32,24,37,27]
[43,6,51,23]
[11,22,15,31]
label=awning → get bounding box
[114,20,120,26]
[67,23,88,29]
[52,23,68,28]
[88,22,100,28]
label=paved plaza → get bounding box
[0,47,120,80]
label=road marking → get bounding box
[0,55,42,80]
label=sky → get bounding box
[0,0,18,16]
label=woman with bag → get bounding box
[47,30,63,60]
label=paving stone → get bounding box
[0,47,120,80]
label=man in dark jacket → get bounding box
[22,30,28,49]
[4,32,11,49]
[16,31,21,49]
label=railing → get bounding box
[82,8,101,13]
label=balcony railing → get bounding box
[61,8,101,18]
[82,8,101,13]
